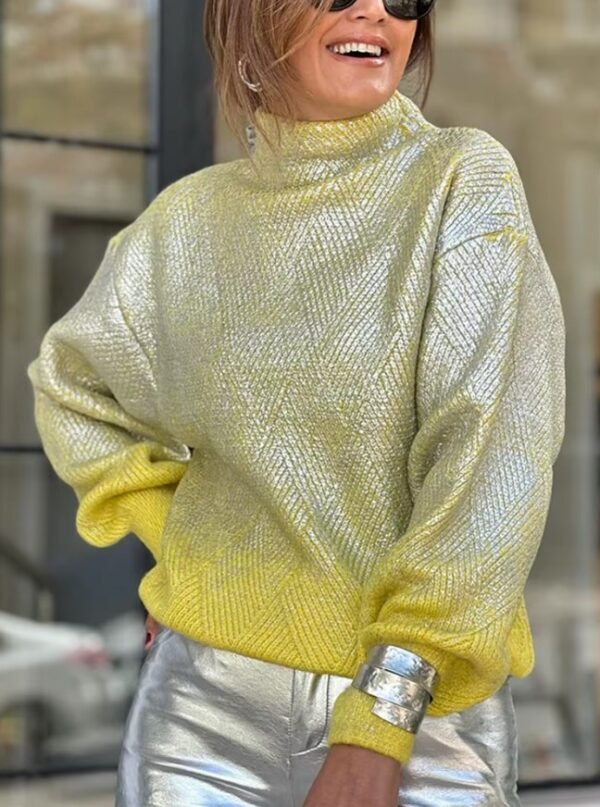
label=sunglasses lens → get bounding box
[385,0,435,19]
[312,0,435,18]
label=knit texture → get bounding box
[27,90,565,765]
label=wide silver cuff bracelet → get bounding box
[366,644,439,699]
[352,662,431,713]
[352,664,431,734]
[371,698,426,733]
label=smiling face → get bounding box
[286,0,417,121]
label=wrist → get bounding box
[328,743,402,786]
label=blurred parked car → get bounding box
[98,610,147,715]
[0,611,127,772]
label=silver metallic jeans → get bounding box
[115,627,521,806]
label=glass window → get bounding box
[0,142,148,691]
[2,0,153,144]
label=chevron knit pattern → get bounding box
[27,90,566,764]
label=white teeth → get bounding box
[328,42,383,57]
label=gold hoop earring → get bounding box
[238,55,262,93]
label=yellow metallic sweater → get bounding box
[27,89,565,764]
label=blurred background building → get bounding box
[0,0,598,804]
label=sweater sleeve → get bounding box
[327,139,566,763]
[27,227,190,562]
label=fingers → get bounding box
[144,614,161,651]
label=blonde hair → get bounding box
[203,0,434,158]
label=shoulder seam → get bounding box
[434,225,529,263]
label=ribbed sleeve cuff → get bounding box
[326,642,459,764]
[327,684,417,764]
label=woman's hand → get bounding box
[303,743,402,806]
[144,613,161,651]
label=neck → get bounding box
[248,90,430,190]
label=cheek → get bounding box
[289,44,324,81]
[394,33,414,67]
[287,14,330,75]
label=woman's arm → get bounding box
[27,224,190,561]
[325,135,567,767]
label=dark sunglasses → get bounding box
[310,0,436,20]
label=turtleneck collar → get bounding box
[248,89,429,189]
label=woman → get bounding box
[27,0,566,805]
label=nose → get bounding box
[347,0,387,22]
